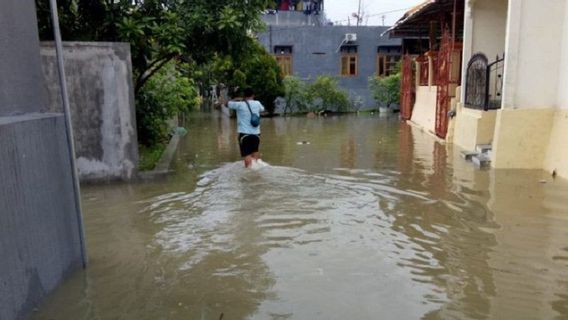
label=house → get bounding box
[258,2,402,111]
[386,0,464,139]
[452,0,568,178]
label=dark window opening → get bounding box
[377,54,401,77]
[340,45,358,54]
[274,45,293,55]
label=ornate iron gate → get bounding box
[464,53,504,110]
[464,53,488,108]
[400,54,414,121]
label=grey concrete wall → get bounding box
[0,0,48,115]
[40,42,138,182]
[258,26,401,110]
[1,2,85,319]
[0,114,84,320]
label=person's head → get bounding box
[244,88,255,99]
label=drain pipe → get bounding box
[48,0,87,268]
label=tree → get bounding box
[237,43,284,114]
[35,0,272,93]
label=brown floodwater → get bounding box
[33,113,568,320]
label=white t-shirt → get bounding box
[228,100,265,134]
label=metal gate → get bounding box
[435,29,453,138]
[400,54,414,121]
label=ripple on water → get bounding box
[136,160,568,319]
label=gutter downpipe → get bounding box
[48,0,88,268]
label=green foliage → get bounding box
[137,62,200,146]
[138,143,166,171]
[35,0,271,92]
[201,44,284,114]
[305,76,352,112]
[238,44,284,114]
[369,73,401,109]
[283,76,308,114]
[35,0,274,148]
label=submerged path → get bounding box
[34,113,568,319]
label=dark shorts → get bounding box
[238,133,260,157]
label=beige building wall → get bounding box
[544,3,568,178]
[491,0,568,178]
[544,110,568,177]
[410,86,438,135]
[454,108,497,151]
[492,108,554,169]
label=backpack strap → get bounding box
[244,100,254,115]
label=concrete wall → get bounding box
[544,109,568,177]
[490,0,568,177]
[557,1,568,109]
[258,26,401,110]
[454,0,507,150]
[40,42,138,182]
[410,86,438,134]
[544,3,568,177]
[0,114,84,320]
[453,108,497,151]
[262,10,326,26]
[471,0,507,63]
[492,108,554,169]
[0,1,85,319]
[0,0,48,116]
[502,0,565,109]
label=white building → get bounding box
[453,0,568,179]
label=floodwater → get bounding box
[33,113,568,320]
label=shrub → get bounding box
[137,62,199,146]
[368,73,401,109]
[283,76,308,114]
[305,76,352,112]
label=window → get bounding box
[340,45,358,77]
[377,55,401,77]
[377,46,401,77]
[274,46,293,76]
[276,56,293,76]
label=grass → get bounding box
[138,142,167,171]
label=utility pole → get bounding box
[356,0,362,26]
[382,15,386,26]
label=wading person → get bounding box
[228,88,265,168]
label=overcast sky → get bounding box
[325,0,424,26]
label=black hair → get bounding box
[244,88,255,97]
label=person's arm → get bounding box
[228,98,242,110]
[258,101,265,112]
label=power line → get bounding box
[333,7,411,25]
[261,6,412,32]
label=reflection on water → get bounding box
[33,113,568,320]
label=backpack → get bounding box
[245,100,260,127]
